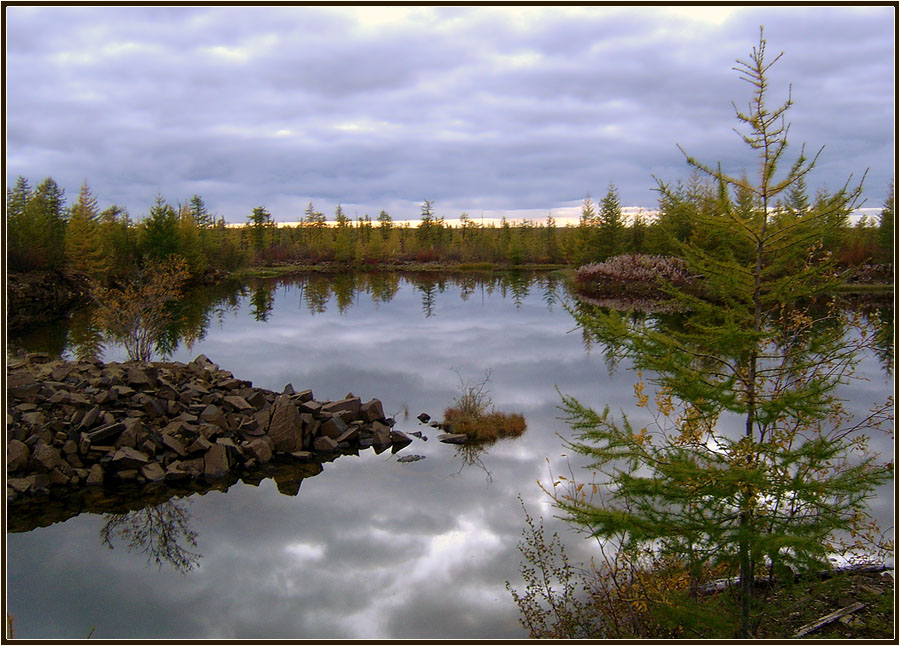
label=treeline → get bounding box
[6,175,894,284]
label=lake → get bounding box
[5,271,894,639]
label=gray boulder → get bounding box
[7,439,30,472]
[203,444,231,479]
[267,395,302,452]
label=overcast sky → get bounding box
[4,5,895,223]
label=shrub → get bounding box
[574,253,695,298]
[442,369,526,442]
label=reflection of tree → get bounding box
[366,272,400,306]
[100,500,201,574]
[250,283,275,322]
[66,307,105,361]
[416,278,438,318]
[332,273,357,315]
[301,275,330,314]
[539,274,560,311]
[873,303,894,375]
[18,269,583,361]
[452,442,493,483]
[506,270,530,309]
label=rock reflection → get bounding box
[100,500,201,574]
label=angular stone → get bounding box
[29,442,62,472]
[111,385,135,398]
[313,436,339,452]
[244,389,267,409]
[161,434,187,457]
[245,437,274,464]
[267,395,302,452]
[49,467,71,486]
[7,439,30,472]
[198,423,223,441]
[140,462,166,482]
[359,398,385,422]
[21,411,47,428]
[320,415,348,439]
[126,366,154,388]
[111,446,150,469]
[115,418,145,449]
[372,421,392,446]
[390,430,413,448]
[186,435,213,454]
[7,478,32,493]
[165,459,203,480]
[321,397,361,416]
[80,406,103,429]
[86,464,105,485]
[143,397,166,418]
[298,399,322,415]
[86,421,126,444]
[192,354,218,371]
[290,389,313,404]
[203,444,231,479]
[336,425,360,445]
[200,404,227,428]
[215,437,244,461]
[417,412,431,423]
[223,395,253,412]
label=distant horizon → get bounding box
[230,205,882,228]
[6,6,893,225]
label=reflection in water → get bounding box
[452,443,494,482]
[5,270,892,640]
[100,500,201,574]
[8,271,571,363]
[250,284,276,322]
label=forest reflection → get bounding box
[8,271,567,361]
[7,271,892,377]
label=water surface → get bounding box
[5,272,894,639]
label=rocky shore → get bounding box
[6,270,93,331]
[6,354,415,513]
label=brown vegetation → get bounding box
[442,369,526,442]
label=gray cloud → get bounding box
[4,6,894,222]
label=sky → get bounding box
[4,4,896,224]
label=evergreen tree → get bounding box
[377,209,393,240]
[597,182,625,261]
[416,199,437,248]
[187,194,213,229]
[177,202,208,276]
[13,177,68,270]
[140,195,180,261]
[247,205,273,258]
[552,29,892,639]
[6,176,33,270]
[65,182,108,278]
[98,205,138,281]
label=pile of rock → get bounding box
[6,354,412,502]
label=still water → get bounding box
[5,272,894,639]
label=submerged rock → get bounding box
[437,433,468,444]
[396,454,426,463]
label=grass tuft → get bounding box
[442,368,527,442]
